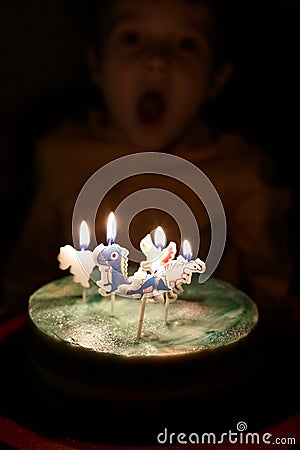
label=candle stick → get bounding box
[110,292,115,316]
[137,294,148,339]
[131,273,171,338]
[107,212,117,316]
[80,221,91,301]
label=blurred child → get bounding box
[0,0,294,322]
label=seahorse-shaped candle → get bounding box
[94,243,130,295]
[93,212,130,315]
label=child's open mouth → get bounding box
[137,91,165,124]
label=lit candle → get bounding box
[94,212,129,316]
[140,227,176,274]
[173,239,206,286]
[163,239,192,323]
[136,227,176,338]
[57,221,95,300]
[163,240,206,323]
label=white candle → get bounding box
[163,240,206,323]
[58,221,94,290]
[140,227,176,275]
[94,212,128,315]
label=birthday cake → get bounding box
[27,219,259,443]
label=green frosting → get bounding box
[29,276,258,357]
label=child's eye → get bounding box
[120,31,140,47]
[179,37,199,52]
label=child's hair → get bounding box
[75,0,241,69]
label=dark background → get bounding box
[0,0,299,281]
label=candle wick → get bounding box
[164,294,170,324]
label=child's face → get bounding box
[91,0,222,151]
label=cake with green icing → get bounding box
[28,274,259,412]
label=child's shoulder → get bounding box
[186,124,273,177]
[37,110,104,151]
[215,131,281,192]
[35,110,128,167]
[218,131,268,162]
[219,131,272,174]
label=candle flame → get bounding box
[154,226,166,250]
[79,221,90,250]
[107,211,117,245]
[182,239,192,261]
